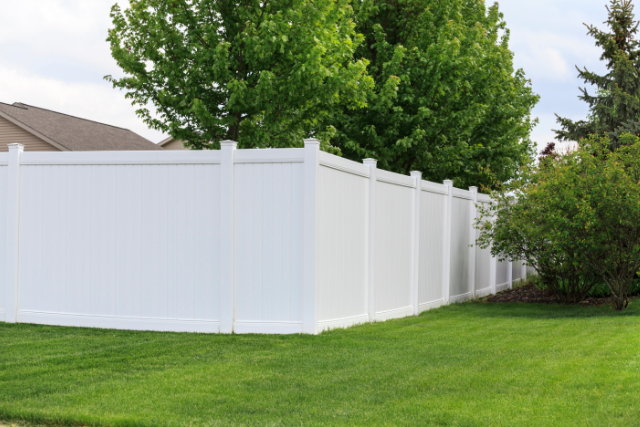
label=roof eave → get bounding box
[0,109,70,151]
[158,136,174,147]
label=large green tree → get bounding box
[555,0,640,148]
[106,0,372,149]
[323,0,539,188]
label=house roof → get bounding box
[0,102,162,151]
[158,136,175,147]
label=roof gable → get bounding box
[0,102,162,151]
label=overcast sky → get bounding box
[0,0,614,149]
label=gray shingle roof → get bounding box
[0,102,162,151]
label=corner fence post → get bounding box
[303,139,320,334]
[6,143,24,323]
[363,159,377,322]
[220,140,237,333]
[469,187,478,299]
[410,171,422,316]
[443,180,453,304]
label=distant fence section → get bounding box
[0,140,526,334]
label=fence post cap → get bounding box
[410,170,422,178]
[220,140,237,148]
[304,138,320,149]
[363,158,377,167]
[469,186,478,193]
[443,179,453,186]
[8,143,24,151]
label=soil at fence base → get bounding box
[484,283,611,306]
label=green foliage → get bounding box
[476,164,598,304]
[555,0,640,148]
[106,0,372,150]
[586,280,640,298]
[324,0,539,189]
[478,134,640,309]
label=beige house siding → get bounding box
[162,138,188,150]
[0,116,60,151]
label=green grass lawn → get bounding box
[2,301,640,427]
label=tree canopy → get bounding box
[106,0,372,149]
[107,0,538,188]
[555,0,640,148]
[324,0,538,188]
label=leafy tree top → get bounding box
[106,0,373,150]
[325,0,538,189]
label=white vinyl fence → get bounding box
[0,140,526,334]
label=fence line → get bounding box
[1,140,525,334]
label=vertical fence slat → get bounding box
[363,159,377,321]
[469,186,478,299]
[220,140,236,333]
[442,180,453,304]
[303,139,320,334]
[5,143,23,323]
[508,260,513,290]
[410,171,422,315]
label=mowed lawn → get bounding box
[2,301,640,427]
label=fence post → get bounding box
[522,259,527,281]
[469,187,478,299]
[489,244,497,296]
[220,140,237,333]
[508,259,513,290]
[303,139,320,334]
[443,180,453,304]
[363,159,377,322]
[5,143,24,323]
[410,171,422,315]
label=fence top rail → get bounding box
[235,148,304,164]
[19,150,223,166]
[476,193,492,203]
[420,180,448,195]
[376,168,415,188]
[452,187,473,200]
[319,151,370,178]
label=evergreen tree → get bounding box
[555,0,640,148]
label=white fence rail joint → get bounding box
[0,142,524,333]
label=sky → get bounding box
[0,0,614,149]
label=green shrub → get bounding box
[478,134,640,310]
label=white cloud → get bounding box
[0,0,123,77]
[0,65,166,143]
[0,0,168,143]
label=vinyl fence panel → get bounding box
[496,260,510,291]
[234,158,304,332]
[512,260,523,282]
[450,190,473,302]
[316,154,369,330]
[16,151,222,332]
[373,170,414,320]
[1,141,509,334]
[474,199,493,298]
[418,183,448,310]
